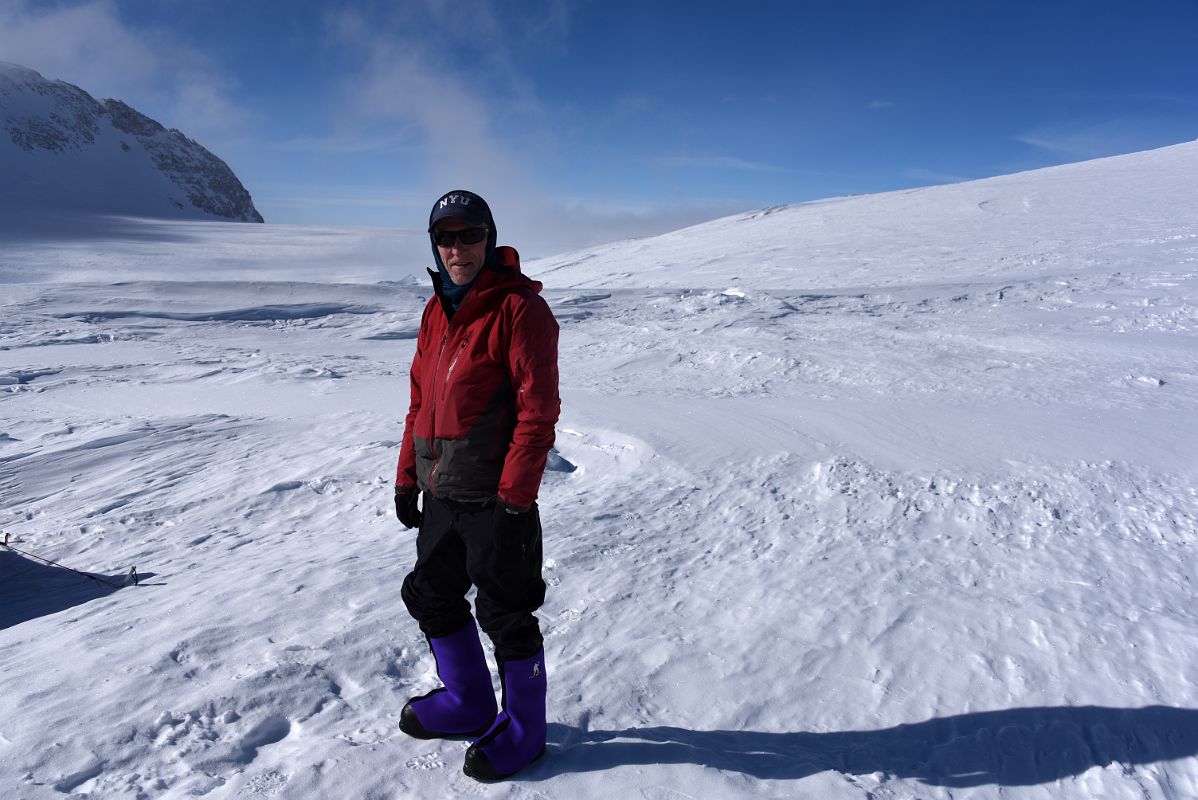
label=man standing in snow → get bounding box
[394,189,560,781]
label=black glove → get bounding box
[492,497,537,551]
[395,486,423,529]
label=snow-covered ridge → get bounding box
[0,61,262,222]
[531,139,1198,290]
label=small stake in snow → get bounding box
[1,531,139,589]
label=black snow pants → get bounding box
[400,494,545,663]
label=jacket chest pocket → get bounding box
[443,323,509,389]
[442,337,471,386]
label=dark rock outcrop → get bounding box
[103,100,263,222]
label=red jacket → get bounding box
[396,247,560,509]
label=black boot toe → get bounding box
[463,744,546,782]
[398,701,437,739]
[463,746,503,782]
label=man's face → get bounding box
[434,219,488,286]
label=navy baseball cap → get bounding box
[428,190,494,231]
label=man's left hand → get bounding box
[492,497,536,550]
[395,486,423,529]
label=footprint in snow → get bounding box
[240,769,288,796]
[405,752,446,770]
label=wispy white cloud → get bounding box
[657,154,800,174]
[0,0,158,88]
[868,100,897,110]
[512,198,747,260]
[613,93,655,115]
[275,133,416,155]
[1051,90,1198,108]
[1015,117,1191,160]
[0,0,248,139]
[256,185,427,211]
[322,6,555,195]
[313,4,731,254]
[170,76,252,134]
[903,167,969,184]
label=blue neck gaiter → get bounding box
[437,262,475,309]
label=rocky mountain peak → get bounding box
[0,61,263,222]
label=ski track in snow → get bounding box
[3,145,1198,799]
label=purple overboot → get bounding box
[399,621,498,739]
[462,649,547,781]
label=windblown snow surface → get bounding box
[2,141,1198,799]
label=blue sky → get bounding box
[2,0,1198,255]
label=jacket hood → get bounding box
[427,189,499,274]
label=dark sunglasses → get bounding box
[432,227,488,247]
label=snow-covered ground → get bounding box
[2,142,1197,799]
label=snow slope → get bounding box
[0,62,262,223]
[533,139,1198,291]
[1,142,1197,799]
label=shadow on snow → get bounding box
[0,549,145,629]
[0,211,200,245]
[538,705,1198,788]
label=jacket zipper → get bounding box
[444,340,468,385]
[431,339,469,491]
[427,287,484,496]
[428,332,451,493]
